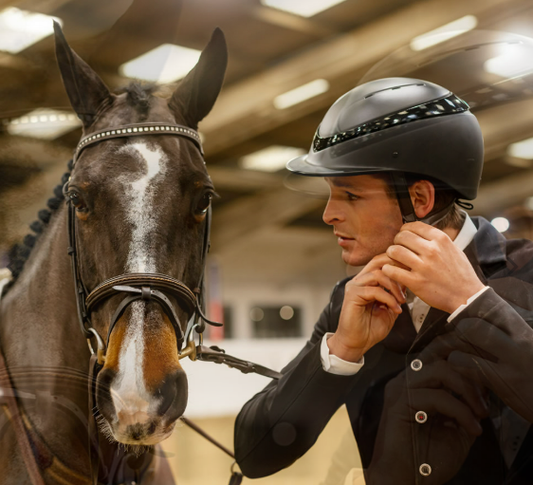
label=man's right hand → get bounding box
[327,253,406,362]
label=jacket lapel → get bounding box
[410,306,449,353]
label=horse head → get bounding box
[54,24,227,446]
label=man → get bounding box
[234,78,533,484]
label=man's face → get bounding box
[323,175,402,267]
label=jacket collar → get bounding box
[465,216,508,269]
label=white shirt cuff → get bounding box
[320,333,364,376]
[447,286,490,322]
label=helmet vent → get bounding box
[364,82,426,99]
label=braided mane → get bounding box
[2,160,72,296]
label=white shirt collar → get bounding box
[452,212,477,251]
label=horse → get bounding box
[0,22,227,485]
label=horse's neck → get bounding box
[0,205,85,368]
[0,205,94,468]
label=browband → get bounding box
[73,122,203,164]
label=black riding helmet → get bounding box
[286,77,484,223]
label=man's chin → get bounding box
[341,250,370,268]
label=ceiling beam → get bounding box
[252,6,335,38]
[473,169,533,216]
[200,0,524,156]
[208,166,283,191]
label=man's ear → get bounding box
[409,180,435,219]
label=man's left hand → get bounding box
[382,221,485,314]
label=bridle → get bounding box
[0,120,281,485]
[65,121,222,368]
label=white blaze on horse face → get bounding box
[120,142,167,273]
[111,301,156,427]
[111,142,167,430]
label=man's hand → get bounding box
[328,254,406,363]
[382,221,485,314]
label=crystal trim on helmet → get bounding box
[312,94,469,153]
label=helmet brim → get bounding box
[286,154,390,178]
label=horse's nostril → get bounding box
[158,368,188,420]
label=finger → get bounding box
[384,259,411,272]
[352,271,406,304]
[386,244,423,271]
[408,360,489,419]
[358,253,398,275]
[393,229,433,256]
[354,287,403,314]
[400,221,447,242]
[410,388,483,436]
[382,263,416,289]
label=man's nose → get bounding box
[322,198,344,225]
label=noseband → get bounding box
[65,122,221,366]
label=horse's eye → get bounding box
[195,192,213,215]
[68,191,87,211]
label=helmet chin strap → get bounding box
[389,171,452,227]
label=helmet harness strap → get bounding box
[390,171,454,227]
[390,171,417,224]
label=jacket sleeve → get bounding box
[234,279,361,478]
[446,283,533,424]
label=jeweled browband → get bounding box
[73,122,203,164]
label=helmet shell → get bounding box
[287,78,484,200]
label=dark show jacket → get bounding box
[234,217,533,484]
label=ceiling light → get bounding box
[491,217,509,233]
[507,137,533,160]
[274,79,329,110]
[119,44,201,84]
[7,108,81,140]
[240,146,306,172]
[0,7,62,54]
[261,0,346,17]
[410,15,478,51]
[485,43,533,79]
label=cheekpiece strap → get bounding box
[73,122,203,164]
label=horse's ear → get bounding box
[54,22,112,128]
[169,28,227,128]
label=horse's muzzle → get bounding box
[96,367,188,445]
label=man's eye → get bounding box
[195,192,213,215]
[346,192,359,201]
